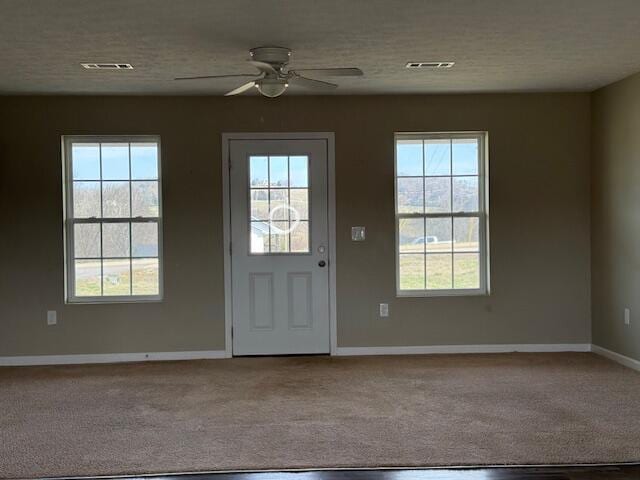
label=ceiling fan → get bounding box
[175,46,363,97]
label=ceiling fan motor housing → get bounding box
[249,46,291,68]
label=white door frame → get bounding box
[221,132,337,357]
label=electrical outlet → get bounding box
[379,303,389,317]
[624,308,631,326]
[47,310,57,326]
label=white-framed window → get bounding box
[62,136,163,303]
[395,132,489,296]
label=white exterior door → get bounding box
[229,138,330,355]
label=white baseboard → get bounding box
[335,343,592,356]
[591,344,640,372]
[0,350,228,366]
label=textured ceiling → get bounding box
[2,0,640,95]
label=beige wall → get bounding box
[0,94,591,357]
[592,73,640,361]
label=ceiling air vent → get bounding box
[81,63,134,70]
[406,61,455,69]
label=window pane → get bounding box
[290,221,309,252]
[454,217,480,252]
[396,140,423,176]
[75,260,101,296]
[270,221,290,252]
[73,181,101,218]
[102,223,130,257]
[399,254,425,290]
[250,189,269,220]
[289,189,308,220]
[397,177,424,213]
[101,143,129,180]
[452,139,478,175]
[132,258,159,295]
[103,259,131,295]
[250,156,269,187]
[269,156,288,187]
[269,189,288,220]
[132,222,158,257]
[426,254,453,289]
[130,143,158,180]
[103,181,130,217]
[399,218,425,253]
[289,156,308,187]
[454,253,480,289]
[425,139,451,176]
[453,176,479,212]
[131,181,159,217]
[425,177,451,213]
[250,221,269,253]
[74,223,100,258]
[425,217,452,252]
[72,144,100,180]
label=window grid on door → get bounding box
[248,155,310,254]
[395,132,489,296]
[63,136,163,302]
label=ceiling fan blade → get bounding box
[290,67,363,77]
[174,73,257,81]
[288,75,338,90]
[224,81,257,96]
[248,60,278,75]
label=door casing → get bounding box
[221,132,337,357]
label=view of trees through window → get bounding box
[66,139,162,300]
[395,134,487,293]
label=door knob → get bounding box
[318,260,326,267]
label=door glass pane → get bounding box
[289,189,308,220]
[426,254,453,289]
[75,260,101,296]
[74,223,100,258]
[270,221,290,252]
[290,221,309,253]
[250,156,269,187]
[249,155,311,254]
[250,222,269,253]
[399,218,425,253]
[103,259,131,295]
[250,189,270,220]
[289,156,308,187]
[269,156,288,187]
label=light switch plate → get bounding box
[351,226,366,241]
[47,310,57,326]
[379,303,389,317]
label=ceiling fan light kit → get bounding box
[175,46,363,97]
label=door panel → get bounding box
[230,139,330,355]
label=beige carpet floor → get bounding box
[1,352,640,479]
